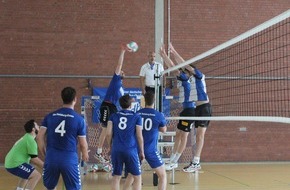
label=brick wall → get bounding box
[0,0,289,163]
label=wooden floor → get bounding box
[2,162,290,190]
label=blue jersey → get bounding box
[42,107,86,154]
[189,68,209,101]
[109,110,142,152]
[177,72,195,108]
[137,108,166,153]
[104,73,124,105]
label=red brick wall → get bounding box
[0,1,289,163]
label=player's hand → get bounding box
[121,43,132,52]
[139,152,145,163]
[82,152,89,162]
[169,42,176,53]
[159,44,166,57]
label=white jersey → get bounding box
[139,62,164,87]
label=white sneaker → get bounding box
[183,162,201,172]
[165,162,178,170]
[94,153,109,164]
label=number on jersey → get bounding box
[55,120,66,137]
[142,118,153,131]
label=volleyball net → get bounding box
[162,9,290,124]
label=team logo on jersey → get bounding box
[181,121,189,126]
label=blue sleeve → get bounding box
[194,68,203,79]
[159,113,167,128]
[136,115,142,126]
[78,118,87,136]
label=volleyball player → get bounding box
[5,120,43,190]
[38,87,89,190]
[94,45,128,164]
[168,43,212,172]
[106,94,144,190]
[137,92,167,190]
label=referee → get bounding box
[139,51,164,95]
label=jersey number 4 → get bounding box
[55,120,66,137]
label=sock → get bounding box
[97,148,102,154]
[170,153,176,162]
[16,188,24,190]
[193,156,200,164]
[172,153,181,163]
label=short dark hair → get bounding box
[119,94,133,109]
[24,119,35,133]
[61,87,76,104]
[144,92,154,106]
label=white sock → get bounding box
[16,188,24,190]
[193,156,200,164]
[97,148,102,154]
[170,153,176,162]
[172,153,181,163]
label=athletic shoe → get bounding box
[94,153,109,164]
[182,162,201,172]
[164,162,178,170]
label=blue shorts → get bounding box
[43,162,81,190]
[6,163,35,179]
[145,150,164,169]
[111,148,141,176]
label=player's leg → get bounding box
[124,150,142,190]
[145,148,167,190]
[131,175,142,190]
[94,126,109,163]
[122,173,134,190]
[154,166,167,190]
[43,163,60,190]
[16,178,28,189]
[166,108,194,170]
[111,151,124,190]
[95,103,115,163]
[195,127,207,158]
[25,169,42,190]
[111,175,121,190]
[61,162,81,190]
[6,163,41,190]
[176,108,195,158]
[183,103,211,172]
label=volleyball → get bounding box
[127,41,138,52]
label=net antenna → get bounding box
[162,9,290,124]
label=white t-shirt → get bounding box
[139,62,164,87]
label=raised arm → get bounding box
[169,43,195,74]
[159,45,180,76]
[115,46,127,75]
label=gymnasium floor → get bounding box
[1,162,290,190]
